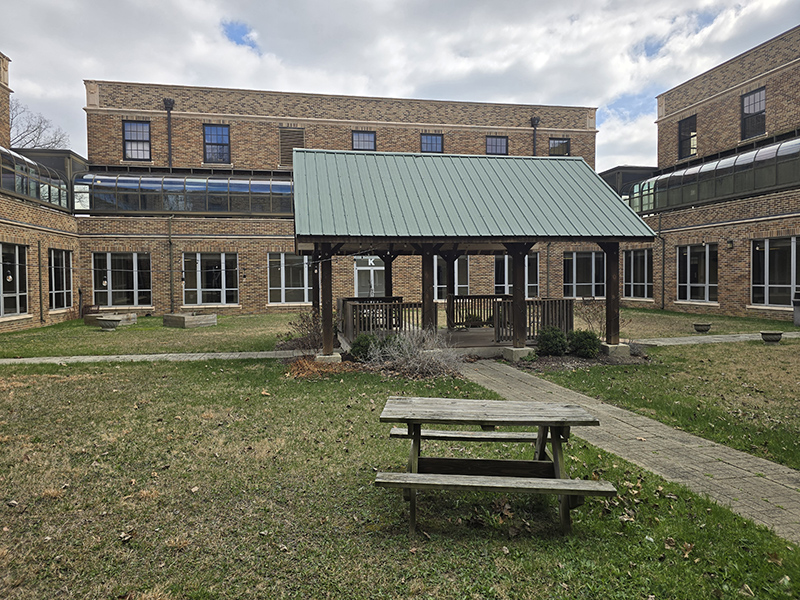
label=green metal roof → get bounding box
[293,150,654,249]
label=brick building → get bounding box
[622,25,800,320]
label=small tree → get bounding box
[10,97,70,149]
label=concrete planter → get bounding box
[693,323,711,333]
[95,316,123,331]
[163,313,218,329]
[84,313,138,327]
[760,331,783,345]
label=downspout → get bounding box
[546,242,551,297]
[531,116,540,156]
[168,215,175,313]
[38,241,44,322]
[659,212,665,310]
[164,98,175,168]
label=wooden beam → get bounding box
[599,241,620,345]
[311,250,320,312]
[319,243,334,354]
[505,243,532,348]
[421,245,436,330]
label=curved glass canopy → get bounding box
[73,173,294,215]
[1,146,70,209]
[629,136,800,213]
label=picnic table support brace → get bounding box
[550,426,576,534]
[407,423,421,536]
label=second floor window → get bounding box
[123,121,151,161]
[352,131,376,151]
[486,136,508,155]
[678,115,697,159]
[741,88,766,140]
[549,138,570,156]
[204,124,231,163]
[421,134,443,153]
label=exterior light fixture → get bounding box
[102,278,108,287]
[5,270,12,283]
[727,239,734,249]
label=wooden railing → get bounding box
[447,294,510,328]
[339,297,435,342]
[494,298,574,342]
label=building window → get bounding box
[354,256,384,297]
[204,124,231,163]
[563,251,605,298]
[741,87,766,140]
[183,252,238,305]
[352,131,376,151]
[49,249,72,310]
[549,138,570,156]
[123,121,151,161]
[678,115,697,159]
[486,136,508,155]
[268,253,311,303]
[93,252,152,307]
[421,134,443,153]
[677,244,718,302]
[752,237,797,306]
[494,254,539,297]
[623,249,653,299]
[1,243,27,317]
[434,256,469,300]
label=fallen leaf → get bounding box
[767,552,782,566]
[261,390,270,396]
[665,537,677,549]
[636,437,647,441]
[739,583,754,597]
[6,500,18,507]
[682,542,695,558]
[502,546,509,554]
[190,486,199,493]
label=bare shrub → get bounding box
[573,298,631,342]
[282,309,339,352]
[366,329,463,378]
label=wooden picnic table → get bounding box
[375,396,616,535]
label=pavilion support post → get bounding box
[421,245,436,331]
[379,251,396,297]
[599,242,620,345]
[443,253,457,330]
[319,243,334,355]
[506,243,532,349]
[311,250,321,313]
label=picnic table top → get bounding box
[379,396,599,428]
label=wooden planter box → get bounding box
[84,313,138,327]
[163,313,217,329]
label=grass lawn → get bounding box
[0,314,295,359]
[0,359,797,599]
[537,340,800,470]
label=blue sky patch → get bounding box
[222,20,260,53]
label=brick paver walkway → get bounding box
[461,359,800,544]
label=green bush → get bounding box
[536,326,568,356]
[350,334,377,361]
[568,329,601,358]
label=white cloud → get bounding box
[1,0,798,166]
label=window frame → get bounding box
[203,124,231,164]
[623,248,653,299]
[352,131,377,151]
[420,134,444,153]
[677,243,718,303]
[122,121,151,162]
[183,252,239,305]
[563,251,606,298]
[1,243,28,317]
[678,115,697,160]
[751,237,797,306]
[434,255,469,300]
[268,252,312,304]
[486,136,508,155]
[494,253,539,298]
[548,138,571,156]
[48,248,73,310]
[741,87,766,141]
[92,252,152,307]
[353,255,385,297]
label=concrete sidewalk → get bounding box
[633,331,800,346]
[461,359,800,545]
[0,349,307,366]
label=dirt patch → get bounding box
[286,356,364,379]
[514,352,650,373]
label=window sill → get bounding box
[739,132,769,145]
[96,306,154,311]
[674,300,720,307]
[0,313,32,324]
[201,162,234,168]
[267,301,311,306]
[48,308,73,314]
[623,297,655,303]
[745,304,791,313]
[120,160,154,165]
[180,304,241,309]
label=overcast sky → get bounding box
[2,0,799,172]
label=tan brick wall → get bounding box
[0,52,10,148]
[657,26,800,168]
[85,81,597,169]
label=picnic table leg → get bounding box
[534,425,549,461]
[407,424,421,536]
[550,426,572,534]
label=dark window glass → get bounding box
[563,251,605,298]
[48,249,72,310]
[677,244,717,302]
[421,134,443,153]
[184,252,238,305]
[548,138,570,156]
[204,124,231,163]
[123,121,151,161]
[1,243,28,317]
[741,88,766,140]
[92,252,151,307]
[352,131,376,151]
[486,136,508,155]
[678,115,697,159]
[624,249,653,299]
